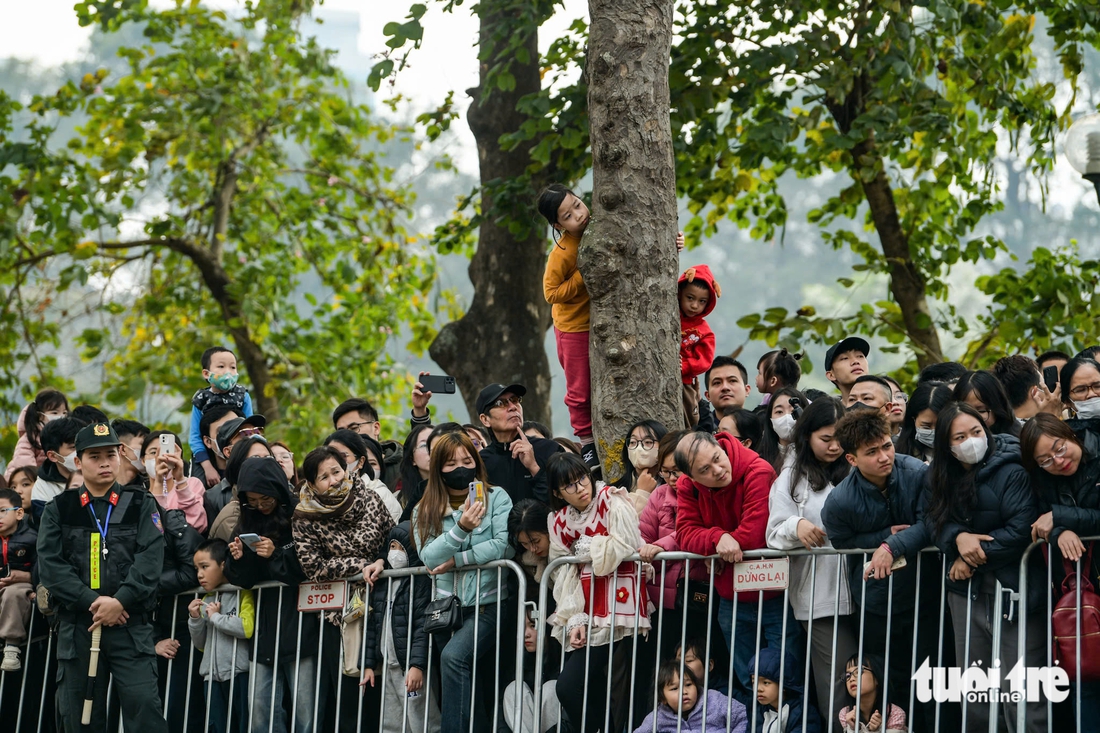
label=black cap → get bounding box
[216,414,267,453]
[475,383,527,415]
[74,422,122,454]
[825,337,870,371]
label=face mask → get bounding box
[771,413,796,441]
[43,412,64,423]
[441,466,477,491]
[627,445,657,470]
[57,451,78,473]
[915,428,936,449]
[388,549,409,570]
[951,436,989,465]
[1075,397,1100,421]
[849,402,871,412]
[144,458,158,478]
[208,372,239,391]
[132,455,148,475]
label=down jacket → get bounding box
[821,454,931,617]
[4,406,44,482]
[362,522,429,673]
[933,434,1045,611]
[1031,423,1100,584]
[638,480,707,609]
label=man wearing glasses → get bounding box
[332,397,404,490]
[475,383,562,504]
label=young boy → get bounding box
[190,347,253,488]
[0,488,36,671]
[30,415,86,520]
[188,539,254,733]
[748,648,822,733]
[679,265,721,429]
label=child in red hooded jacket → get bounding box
[678,265,720,428]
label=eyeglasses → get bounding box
[415,442,429,452]
[628,438,657,450]
[972,407,992,418]
[236,427,265,440]
[560,476,590,495]
[1070,382,1100,400]
[661,467,682,483]
[844,667,872,681]
[491,395,523,410]
[0,507,21,514]
[893,393,908,404]
[245,495,277,508]
[1037,440,1069,470]
[343,421,379,434]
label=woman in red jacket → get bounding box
[673,430,804,708]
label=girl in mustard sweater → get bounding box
[538,184,597,470]
[537,184,684,474]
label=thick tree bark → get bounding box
[429,1,553,424]
[580,0,680,481]
[827,77,944,369]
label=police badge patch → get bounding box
[151,511,163,533]
[93,424,110,436]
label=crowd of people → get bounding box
[0,186,1097,733]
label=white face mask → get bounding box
[388,549,408,570]
[1075,397,1100,421]
[951,436,989,465]
[915,427,936,449]
[627,445,657,470]
[57,451,78,473]
[771,413,796,441]
[144,458,158,478]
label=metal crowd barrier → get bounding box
[7,543,1099,733]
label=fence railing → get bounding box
[3,542,1094,733]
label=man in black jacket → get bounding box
[821,409,940,730]
[475,383,562,505]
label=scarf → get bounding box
[295,457,362,519]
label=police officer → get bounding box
[37,422,169,733]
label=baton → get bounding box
[81,626,103,725]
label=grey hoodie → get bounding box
[187,588,254,682]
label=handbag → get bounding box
[1052,544,1100,680]
[340,584,367,677]
[424,595,462,634]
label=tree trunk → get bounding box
[827,79,944,369]
[581,0,680,481]
[429,1,553,424]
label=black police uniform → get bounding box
[37,423,168,733]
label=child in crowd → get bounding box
[360,523,440,733]
[678,265,720,428]
[8,467,35,512]
[748,648,822,733]
[191,346,254,488]
[673,638,729,697]
[838,655,907,733]
[509,498,553,589]
[4,388,68,482]
[188,539,254,733]
[634,660,746,733]
[756,349,803,401]
[30,415,86,519]
[503,611,562,733]
[0,488,36,672]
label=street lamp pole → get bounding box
[1067,113,1100,206]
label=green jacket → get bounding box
[414,485,514,607]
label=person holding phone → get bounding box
[140,430,208,533]
[224,457,320,733]
[992,354,1063,423]
[412,431,514,733]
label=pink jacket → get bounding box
[638,482,707,609]
[149,475,209,533]
[5,406,45,482]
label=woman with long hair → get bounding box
[396,424,432,521]
[412,431,514,733]
[324,429,402,522]
[894,382,954,463]
[757,386,809,471]
[5,388,68,481]
[766,397,856,719]
[927,402,1044,731]
[952,370,1018,436]
[615,418,668,514]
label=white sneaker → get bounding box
[1,645,20,672]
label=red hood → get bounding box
[678,264,720,320]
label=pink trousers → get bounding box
[554,328,593,441]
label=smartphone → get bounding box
[1043,365,1060,393]
[468,480,485,507]
[159,433,177,456]
[863,555,907,575]
[419,374,456,395]
[238,533,263,551]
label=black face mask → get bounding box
[441,466,477,491]
[849,402,872,412]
